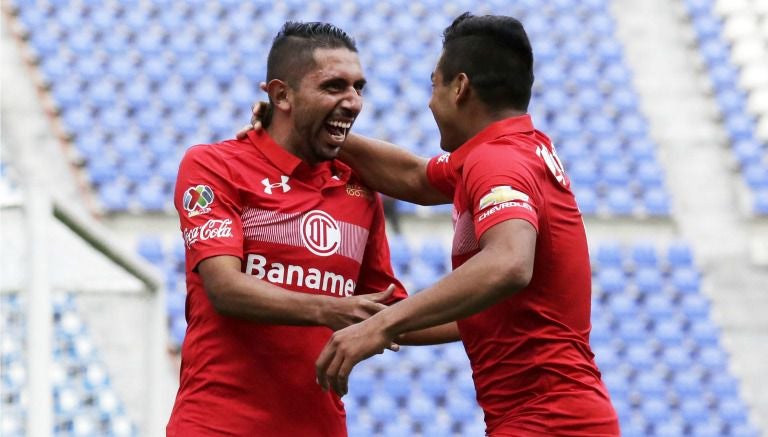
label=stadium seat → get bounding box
[367,394,398,423]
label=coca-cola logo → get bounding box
[183,218,233,248]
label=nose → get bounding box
[340,87,363,115]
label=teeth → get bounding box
[327,120,352,129]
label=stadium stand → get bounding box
[6,0,671,217]
[0,292,138,437]
[684,0,768,215]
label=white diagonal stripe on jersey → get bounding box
[338,221,369,264]
[241,207,369,264]
[452,210,479,256]
[242,208,302,247]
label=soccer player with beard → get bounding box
[167,22,407,436]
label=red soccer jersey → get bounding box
[167,130,406,437]
[427,115,619,436]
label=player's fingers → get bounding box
[235,125,251,140]
[361,301,388,315]
[324,350,347,397]
[335,360,354,397]
[315,344,336,392]
[386,342,400,352]
[259,81,267,92]
[369,284,395,303]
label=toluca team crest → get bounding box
[300,210,341,256]
[183,185,214,217]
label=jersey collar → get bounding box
[246,129,352,186]
[247,129,303,175]
[450,114,535,171]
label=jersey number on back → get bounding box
[536,144,569,188]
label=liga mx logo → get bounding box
[183,185,214,217]
[301,210,341,257]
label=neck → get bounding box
[459,105,527,144]
[266,121,309,162]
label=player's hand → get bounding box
[320,284,396,331]
[316,317,394,397]
[236,83,269,140]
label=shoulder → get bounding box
[464,136,539,174]
[181,139,252,169]
[345,170,380,204]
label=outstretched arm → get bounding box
[315,219,537,395]
[338,134,450,206]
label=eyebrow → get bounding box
[354,79,367,89]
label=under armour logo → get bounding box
[262,176,291,194]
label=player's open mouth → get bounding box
[325,119,352,143]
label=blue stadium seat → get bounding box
[635,268,664,294]
[601,160,631,186]
[170,316,187,347]
[97,182,129,211]
[388,235,412,272]
[597,267,626,294]
[697,346,727,371]
[137,236,164,264]
[382,370,411,400]
[644,293,675,318]
[680,294,709,320]
[136,183,170,211]
[661,345,691,372]
[166,289,185,320]
[671,267,700,294]
[618,318,648,344]
[690,319,720,347]
[654,319,685,346]
[418,369,449,400]
[634,370,666,397]
[605,187,635,215]
[445,395,476,424]
[609,294,638,318]
[348,368,375,402]
[406,394,436,425]
[625,343,655,368]
[753,190,768,215]
[718,397,748,424]
[708,373,740,398]
[367,394,398,423]
[595,242,623,268]
[643,188,671,216]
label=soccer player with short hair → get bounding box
[167,22,406,436]
[313,13,621,436]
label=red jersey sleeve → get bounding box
[462,143,541,240]
[354,193,408,304]
[426,153,457,198]
[174,145,244,271]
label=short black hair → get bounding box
[438,13,534,111]
[266,21,357,88]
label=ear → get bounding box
[265,79,291,112]
[454,73,471,105]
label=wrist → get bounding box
[376,307,403,340]
[312,296,332,326]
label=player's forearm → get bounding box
[205,271,328,325]
[339,134,449,205]
[377,247,527,337]
[396,322,461,345]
